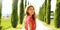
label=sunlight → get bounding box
[51,0,56,12]
[2,0,12,16]
[28,0,44,14]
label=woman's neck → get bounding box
[29,15,32,17]
[29,14,32,16]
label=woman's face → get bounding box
[28,7,35,16]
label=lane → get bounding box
[20,19,52,30]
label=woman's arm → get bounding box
[34,21,36,29]
[25,21,28,30]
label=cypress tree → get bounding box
[11,0,18,28]
[0,6,1,26]
[38,2,45,21]
[20,0,24,24]
[54,0,60,28]
[44,0,47,22]
[25,0,27,8]
[46,0,51,24]
[0,0,2,30]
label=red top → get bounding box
[25,16,36,30]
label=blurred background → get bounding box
[0,0,60,30]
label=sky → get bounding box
[2,0,12,16]
[2,0,56,16]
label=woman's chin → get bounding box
[30,13,34,15]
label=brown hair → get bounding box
[26,5,36,20]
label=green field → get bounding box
[1,17,24,30]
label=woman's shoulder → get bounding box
[26,16,31,20]
[24,16,31,23]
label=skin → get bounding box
[27,7,35,30]
[28,7,34,16]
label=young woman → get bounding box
[25,5,36,30]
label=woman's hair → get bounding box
[26,5,36,20]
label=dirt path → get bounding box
[21,19,52,30]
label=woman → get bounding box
[25,5,36,30]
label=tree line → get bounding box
[0,0,26,28]
[0,0,60,29]
[38,0,60,28]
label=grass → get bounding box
[2,16,60,30]
[1,17,24,30]
[41,19,60,30]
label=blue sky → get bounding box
[2,0,56,16]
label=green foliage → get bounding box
[44,0,47,22]
[20,0,24,24]
[0,0,2,30]
[38,0,51,24]
[25,0,27,8]
[11,0,18,28]
[0,9,1,19]
[0,0,2,24]
[46,0,51,24]
[54,0,60,28]
[51,11,54,16]
[38,2,45,21]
